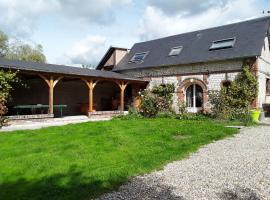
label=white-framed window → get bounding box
[169,46,183,56]
[129,52,149,63]
[209,37,236,50]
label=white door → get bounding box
[186,84,203,113]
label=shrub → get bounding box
[209,66,258,122]
[175,102,188,119]
[0,97,8,128]
[139,83,175,118]
[0,70,18,128]
[140,90,159,117]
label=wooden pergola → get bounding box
[38,73,135,114]
[0,58,148,117]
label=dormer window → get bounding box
[129,52,148,63]
[169,46,183,56]
[209,38,236,50]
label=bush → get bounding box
[0,70,18,128]
[140,90,159,117]
[0,97,8,128]
[139,83,175,118]
[209,66,258,122]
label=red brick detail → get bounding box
[177,78,208,110]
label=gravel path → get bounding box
[97,126,270,200]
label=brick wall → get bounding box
[121,59,243,112]
[120,59,243,78]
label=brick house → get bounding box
[1,16,270,118]
[97,16,270,114]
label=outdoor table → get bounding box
[14,104,67,117]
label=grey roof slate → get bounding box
[114,16,270,71]
[0,58,145,82]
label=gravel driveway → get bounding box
[97,126,270,200]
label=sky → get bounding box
[0,0,269,67]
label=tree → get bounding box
[0,31,9,57]
[6,42,46,63]
[0,30,47,127]
[0,30,46,63]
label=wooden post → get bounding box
[39,74,63,115]
[116,81,128,112]
[82,79,98,113]
[49,76,54,114]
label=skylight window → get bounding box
[209,38,236,50]
[169,46,183,56]
[129,52,148,63]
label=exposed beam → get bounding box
[116,81,129,112]
[53,76,63,88]
[38,74,62,115]
[82,79,99,113]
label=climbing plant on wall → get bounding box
[209,66,258,121]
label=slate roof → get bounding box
[0,58,145,82]
[114,16,270,71]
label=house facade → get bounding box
[1,16,270,119]
[97,17,270,114]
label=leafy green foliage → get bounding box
[6,42,46,63]
[0,70,18,100]
[0,31,8,57]
[0,70,18,127]
[0,30,46,63]
[140,89,159,117]
[209,66,258,121]
[0,118,238,199]
[177,102,189,119]
[140,84,175,117]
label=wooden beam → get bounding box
[53,76,63,88]
[82,79,98,113]
[38,74,50,87]
[49,76,54,114]
[39,74,63,115]
[116,81,129,112]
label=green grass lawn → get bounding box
[0,118,238,200]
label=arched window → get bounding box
[186,84,203,112]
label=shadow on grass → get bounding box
[0,167,127,200]
[0,167,184,200]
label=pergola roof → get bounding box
[0,58,146,82]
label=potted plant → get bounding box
[250,109,261,122]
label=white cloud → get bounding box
[148,0,230,16]
[139,0,266,41]
[0,0,132,37]
[65,35,108,66]
[0,0,58,37]
[57,0,132,23]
